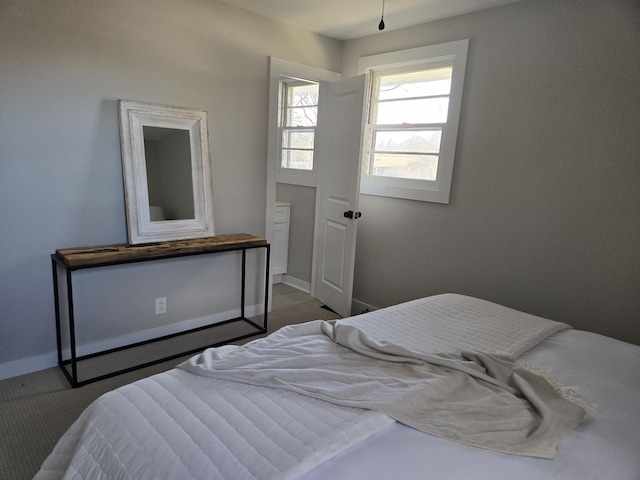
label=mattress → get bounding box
[36,294,640,480]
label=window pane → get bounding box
[378,67,452,100]
[287,106,317,126]
[282,149,314,170]
[374,130,442,154]
[376,97,449,124]
[280,82,318,171]
[286,83,319,127]
[371,153,438,181]
[290,83,319,106]
[283,129,315,149]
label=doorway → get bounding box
[265,59,366,317]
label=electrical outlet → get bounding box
[155,297,167,315]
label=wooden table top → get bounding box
[54,234,268,268]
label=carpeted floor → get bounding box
[0,285,340,480]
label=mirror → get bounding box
[143,126,195,221]
[118,100,215,244]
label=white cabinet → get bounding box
[273,202,290,277]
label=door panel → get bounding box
[323,218,347,289]
[312,75,368,317]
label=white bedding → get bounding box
[36,294,640,480]
[35,370,392,480]
[179,299,583,458]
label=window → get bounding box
[366,66,451,182]
[268,58,340,187]
[280,81,319,171]
[359,40,469,204]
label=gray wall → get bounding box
[0,0,341,370]
[343,0,640,344]
[275,183,317,284]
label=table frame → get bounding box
[51,235,270,388]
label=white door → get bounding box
[311,75,368,317]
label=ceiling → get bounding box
[217,0,524,40]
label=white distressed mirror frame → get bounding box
[118,100,215,244]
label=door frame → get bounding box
[265,58,341,307]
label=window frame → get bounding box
[269,58,340,187]
[358,39,469,204]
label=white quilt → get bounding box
[35,370,393,480]
[333,293,570,357]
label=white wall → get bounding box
[343,0,640,344]
[0,0,341,376]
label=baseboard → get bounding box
[281,275,311,293]
[0,304,264,381]
[351,298,378,315]
[0,352,59,381]
[274,275,375,316]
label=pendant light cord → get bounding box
[378,0,386,30]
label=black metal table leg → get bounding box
[241,249,246,319]
[65,267,78,387]
[264,245,270,331]
[52,257,63,366]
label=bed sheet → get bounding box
[300,329,640,480]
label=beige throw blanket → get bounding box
[180,295,586,458]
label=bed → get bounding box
[35,293,640,480]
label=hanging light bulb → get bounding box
[378,0,386,30]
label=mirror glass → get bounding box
[118,100,215,244]
[143,126,195,221]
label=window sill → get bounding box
[360,181,451,204]
[276,171,317,187]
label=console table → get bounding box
[52,234,270,388]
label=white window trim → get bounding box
[268,58,340,187]
[358,39,469,204]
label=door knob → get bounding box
[344,210,362,219]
